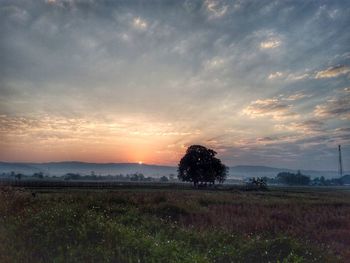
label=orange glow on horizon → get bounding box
[0,114,193,165]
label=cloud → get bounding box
[242,97,298,120]
[0,114,199,141]
[268,71,311,82]
[269,65,350,82]
[316,5,340,20]
[204,57,226,70]
[0,114,202,163]
[205,0,228,18]
[133,17,148,30]
[286,73,310,81]
[275,120,324,134]
[268,71,284,80]
[260,38,281,49]
[45,0,59,5]
[45,0,76,8]
[315,65,350,79]
[314,91,350,120]
[284,92,310,101]
[242,93,307,120]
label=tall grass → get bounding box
[0,186,347,262]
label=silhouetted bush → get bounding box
[246,177,268,191]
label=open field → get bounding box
[1,185,350,262]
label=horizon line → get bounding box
[0,160,347,172]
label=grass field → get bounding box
[1,185,349,262]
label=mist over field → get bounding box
[0,161,347,179]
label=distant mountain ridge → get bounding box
[0,162,176,178]
[0,162,347,179]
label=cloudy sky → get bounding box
[0,0,349,170]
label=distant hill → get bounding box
[0,162,176,178]
[0,162,346,179]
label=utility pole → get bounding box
[338,145,343,177]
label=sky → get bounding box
[0,0,349,170]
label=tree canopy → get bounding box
[276,171,310,185]
[178,145,228,186]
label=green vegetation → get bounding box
[276,171,311,185]
[1,186,348,262]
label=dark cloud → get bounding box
[314,90,350,120]
[242,97,298,120]
[315,65,350,79]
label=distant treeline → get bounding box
[262,171,349,186]
[2,170,350,186]
[63,173,175,182]
[1,171,176,183]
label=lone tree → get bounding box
[178,145,228,187]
